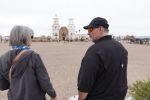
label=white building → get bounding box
[51,15,89,40]
[52,15,60,39]
[52,15,76,40]
[68,18,76,39]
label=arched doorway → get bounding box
[59,27,68,41]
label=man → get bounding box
[77,17,128,100]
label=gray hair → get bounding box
[9,25,34,46]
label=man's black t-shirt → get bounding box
[78,35,128,100]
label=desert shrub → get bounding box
[129,79,150,100]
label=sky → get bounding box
[0,0,150,36]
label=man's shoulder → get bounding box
[87,44,98,53]
[87,41,106,51]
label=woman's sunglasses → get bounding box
[31,35,34,39]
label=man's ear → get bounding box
[99,26,104,32]
[99,26,102,32]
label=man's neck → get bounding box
[99,32,108,39]
[92,32,109,42]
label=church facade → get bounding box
[52,15,76,40]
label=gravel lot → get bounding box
[0,42,150,100]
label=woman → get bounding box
[0,25,57,100]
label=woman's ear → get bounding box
[23,38,26,44]
[26,41,32,46]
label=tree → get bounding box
[125,35,135,40]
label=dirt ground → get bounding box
[0,41,150,100]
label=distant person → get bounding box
[77,17,128,100]
[0,25,57,100]
[62,32,66,43]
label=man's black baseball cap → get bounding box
[83,17,109,29]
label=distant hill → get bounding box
[135,36,150,39]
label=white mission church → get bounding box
[51,15,89,40]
